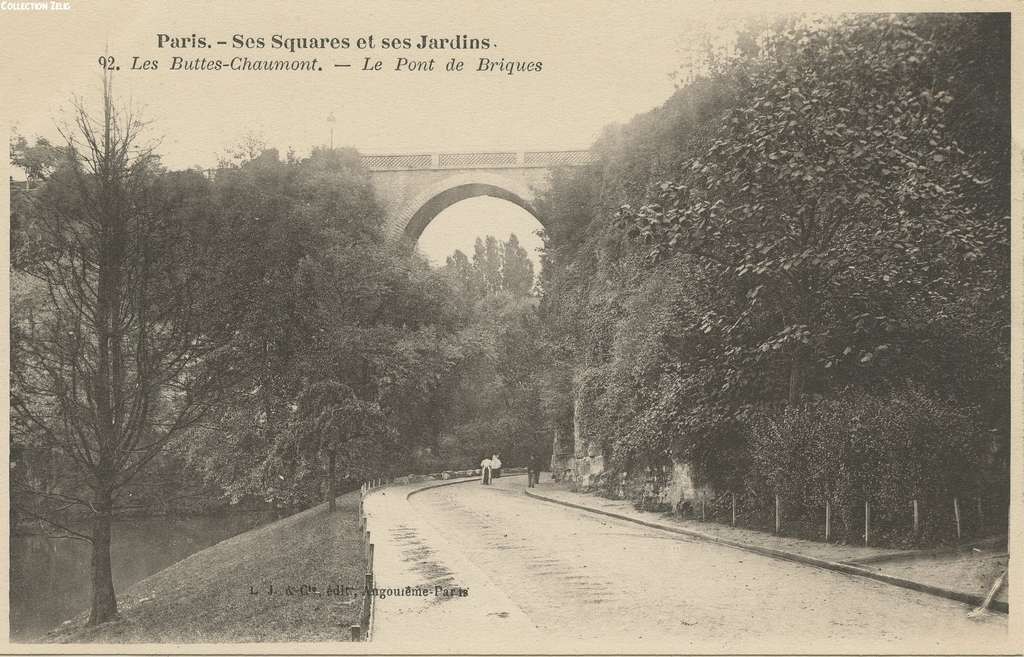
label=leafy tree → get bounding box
[296,381,385,512]
[446,233,535,305]
[432,234,550,468]
[473,235,504,295]
[501,233,535,297]
[10,133,63,181]
[619,14,1008,409]
[535,14,1008,516]
[444,248,483,306]
[183,145,465,501]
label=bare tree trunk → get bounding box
[328,451,337,513]
[87,77,126,627]
[16,71,223,630]
[87,488,117,625]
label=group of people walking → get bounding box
[479,451,545,487]
[480,454,502,485]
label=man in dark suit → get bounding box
[527,451,543,488]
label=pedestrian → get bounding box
[480,455,492,485]
[526,451,537,488]
[530,451,544,487]
[491,453,502,480]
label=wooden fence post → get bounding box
[912,499,919,535]
[954,497,962,540]
[864,500,870,545]
[825,500,831,542]
[775,494,781,534]
[731,492,736,527]
[360,583,371,629]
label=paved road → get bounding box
[368,475,1010,653]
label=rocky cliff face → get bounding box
[549,380,700,509]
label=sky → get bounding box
[2,1,724,169]
[2,0,740,272]
[3,1,955,270]
[1,0,741,271]
[417,198,544,271]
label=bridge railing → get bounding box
[362,150,596,171]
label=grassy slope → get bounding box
[46,491,366,643]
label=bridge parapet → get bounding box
[362,150,596,171]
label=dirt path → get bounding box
[369,475,1010,653]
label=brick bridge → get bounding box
[361,150,596,242]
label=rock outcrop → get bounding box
[549,379,701,509]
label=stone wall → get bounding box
[661,462,701,510]
[549,379,702,507]
[549,425,575,483]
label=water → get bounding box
[10,511,281,641]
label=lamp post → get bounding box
[327,112,336,149]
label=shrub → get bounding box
[744,386,984,543]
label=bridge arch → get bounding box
[396,172,541,242]
[363,150,594,242]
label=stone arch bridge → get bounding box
[361,150,596,242]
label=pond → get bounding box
[10,511,282,641]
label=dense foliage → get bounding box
[172,146,467,506]
[413,234,552,470]
[536,13,1009,543]
[10,98,475,622]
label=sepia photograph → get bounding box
[1,1,1018,653]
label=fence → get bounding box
[611,460,1006,547]
[348,478,385,641]
[680,488,1006,547]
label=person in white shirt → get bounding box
[491,454,502,480]
[480,456,492,485]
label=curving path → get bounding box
[365,475,1010,653]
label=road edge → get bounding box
[523,487,1008,614]
[405,470,529,500]
[364,471,530,642]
